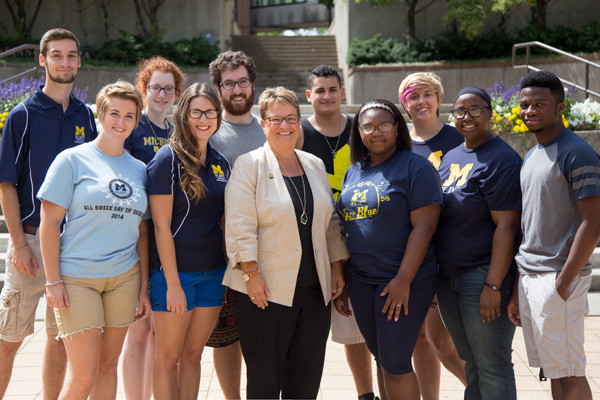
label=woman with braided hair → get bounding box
[335,99,443,400]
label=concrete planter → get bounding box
[498,130,600,158]
[345,54,600,106]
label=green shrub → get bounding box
[93,33,219,68]
[347,22,600,66]
[347,34,434,66]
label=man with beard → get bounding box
[207,50,265,400]
[0,28,97,399]
[209,50,265,167]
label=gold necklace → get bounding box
[278,155,308,225]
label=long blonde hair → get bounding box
[170,82,222,202]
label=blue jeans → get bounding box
[437,266,516,400]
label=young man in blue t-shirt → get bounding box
[508,70,600,400]
[0,28,97,398]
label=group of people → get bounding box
[0,27,598,400]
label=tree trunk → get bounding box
[407,0,416,38]
[5,0,44,42]
[132,0,150,37]
[536,0,548,30]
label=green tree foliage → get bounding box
[355,0,535,40]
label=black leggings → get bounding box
[347,273,436,375]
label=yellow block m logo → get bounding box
[75,126,85,136]
[211,165,224,175]
[443,163,473,188]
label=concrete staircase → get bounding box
[231,35,340,102]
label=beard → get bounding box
[46,69,77,84]
[221,89,255,116]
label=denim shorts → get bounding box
[150,267,226,312]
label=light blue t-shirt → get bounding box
[38,142,148,278]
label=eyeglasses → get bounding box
[451,106,490,119]
[263,115,299,125]
[187,109,219,119]
[219,78,252,90]
[359,122,396,134]
[147,85,176,95]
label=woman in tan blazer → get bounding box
[222,87,348,399]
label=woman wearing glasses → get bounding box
[435,87,521,399]
[121,56,186,400]
[223,87,348,399]
[124,56,186,164]
[146,83,230,399]
[336,99,443,400]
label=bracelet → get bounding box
[45,280,63,287]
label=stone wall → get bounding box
[345,54,600,105]
[0,0,233,50]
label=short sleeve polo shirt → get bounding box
[0,86,97,226]
[146,143,230,272]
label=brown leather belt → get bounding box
[22,223,38,235]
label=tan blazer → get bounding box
[222,142,349,307]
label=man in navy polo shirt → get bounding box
[0,28,97,398]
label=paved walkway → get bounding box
[4,316,600,399]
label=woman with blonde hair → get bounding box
[146,82,230,399]
[40,80,149,399]
[398,72,466,399]
[223,86,347,399]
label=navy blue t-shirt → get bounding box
[0,86,97,226]
[336,150,443,284]
[124,113,172,164]
[411,124,463,170]
[146,144,230,272]
[435,136,522,277]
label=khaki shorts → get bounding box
[0,232,59,342]
[331,297,365,345]
[519,272,590,379]
[55,263,140,339]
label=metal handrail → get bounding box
[512,41,600,100]
[0,44,40,84]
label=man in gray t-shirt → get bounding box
[205,51,265,400]
[209,51,265,167]
[210,117,265,167]
[508,71,600,400]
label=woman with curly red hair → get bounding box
[121,56,186,400]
